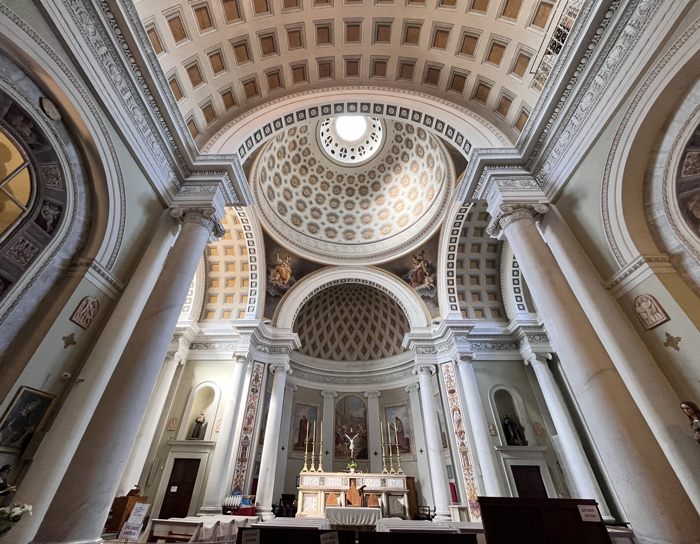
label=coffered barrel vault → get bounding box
[134,0,570,149]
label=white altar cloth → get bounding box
[325,507,381,528]
[375,519,457,533]
[253,517,332,530]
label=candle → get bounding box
[305,418,310,444]
[380,421,384,445]
[312,420,316,442]
[393,422,398,445]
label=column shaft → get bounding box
[416,367,451,522]
[9,209,177,544]
[32,212,216,544]
[199,356,250,513]
[501,209,700,544]
[365,391,382,473]
[117,351,184,496]
[255,364,289,520]
[540,206,700,510]
[406,384,434,506]
[272,383,296,503]
[529,356,610,518]
[321,391,337,472]
[456,359,508,496]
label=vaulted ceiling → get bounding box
[134,0,571,150]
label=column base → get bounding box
[256,506,275,521]
[433,513,451,523]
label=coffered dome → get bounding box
[293,283,408,362]
[251,117,453,264]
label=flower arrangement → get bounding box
[347,460,357,473]
[0,503,32,536]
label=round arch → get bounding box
[272,266,431,331]
[203,88,510,160]
[603,21,700,268]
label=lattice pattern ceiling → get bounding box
[135,0,573,148]
[294,283,408,361]
[455,202,506,320]
[251,118,451,263]
[201,208,251,320]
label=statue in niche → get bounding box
[190,411,205,440]
[633,294,669,330]
[681,401,700,445]
[502,413,525,446]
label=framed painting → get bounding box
[384,403,412,455]
[335,395,368,460]
[0,386,55,453]
[289,402,318,455]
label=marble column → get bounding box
[364,391,382,473]
[255,363,291,520]
[9,209,178,544]
[406,383,434,506]
[272,383,297,503]
[117,345,189,496]
[321,390,337,472]
[455,357,508,497]
[199,355,250,513]
[32,210,222,544]
[539,205,700,511]
[493,204,700,543]
[526,353,611,519]
[416,365,451,522]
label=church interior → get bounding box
[0,0,699,542]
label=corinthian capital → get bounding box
[487,203,549,238]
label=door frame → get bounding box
[494,445,557,498]
[152,441,214,518]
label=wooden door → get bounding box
[511,465,548,499]
[159,458,201,519]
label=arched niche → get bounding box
[177,381,221,441]
[489,385,536,447]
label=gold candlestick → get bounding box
[301,420,310,473]
[317,421,324,473]
[309,421,317,472]
[394,423,404,475]
[380,421,388,474]
[387,421,396,475]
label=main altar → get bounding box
[296,473,418,520]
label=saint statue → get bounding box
[190,411,205,440]
[681,401,700,445]
[502,413,525,446]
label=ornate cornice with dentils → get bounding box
[531,0,664,185]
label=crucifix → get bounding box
[344,427,360,460]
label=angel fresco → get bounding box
[404,249,437,298]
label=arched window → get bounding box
[0,126,33,241]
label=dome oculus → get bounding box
[320,116,383,164]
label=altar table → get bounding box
[296,472,417,519]
[325,506,381,531]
